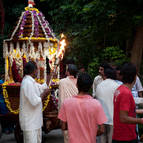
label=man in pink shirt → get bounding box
[58,72,107,143]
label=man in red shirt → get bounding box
[58,72,107,143]
[112,63,143,143]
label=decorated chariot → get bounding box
[0,0,67,142]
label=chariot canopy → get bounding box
[3,0,66,83]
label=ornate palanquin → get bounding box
[3,6,59,83]
[2,0,67,117]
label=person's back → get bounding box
[96,78,119,125]
[58,64,78,108]
[61,96,106,143]
[95,67,119,143]
[58,72,107,143]
[59,76,78,105]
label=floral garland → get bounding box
[42,93,51,111]
[38,12,56,39]
[36,12,49,40]
[25,7,39,13]
[18,12,27,38]
[51,89,58,109]
[2,82,51,114]
[10,12,25,40]
[20,37,57,42]
[29,11,34,40]
[2,83,19,114]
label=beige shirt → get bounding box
[19,75,47,131]
[58,76,78,108]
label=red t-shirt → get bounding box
[112,85,137,141]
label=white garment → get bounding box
[19,75,47,131]
[23,128,42,143]
[92,75,103,97]
[134,97,143,105]
[96,79,119,125]
[58,76,78,108]
[135,76,143,92]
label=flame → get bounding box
[57,38,66,59]
[61,33,65,38]
[60,39,66,48]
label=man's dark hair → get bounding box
[67,64,78,78]
[100,62,111,69]
[115,65,122,71]
[24,61,37,75]
[104,67,116,80]
[77,72,93,93]
[120,63,137,84]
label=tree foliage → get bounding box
[1,0,143,72]
[88,46,129,78]
[38,0,143,68]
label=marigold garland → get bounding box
[2,82,51,114]
[25,7,39,13]
[20,37,57,42]
[42,93,51,111]
[2,83,19,114]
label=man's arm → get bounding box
[40,88,51,99]
[136,109,143,114]
[120,110,143,124]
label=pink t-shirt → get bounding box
[58,95,107,143]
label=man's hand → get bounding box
[61,121,68,130]
[40,88,51,99]
[97,124,104,136]
[136,109,143,114]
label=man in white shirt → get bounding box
[96,67,119,143]
[132,76,143,98]
[93,63,110,97]
[19,61,50,143]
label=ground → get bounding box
[0,129,64,143]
